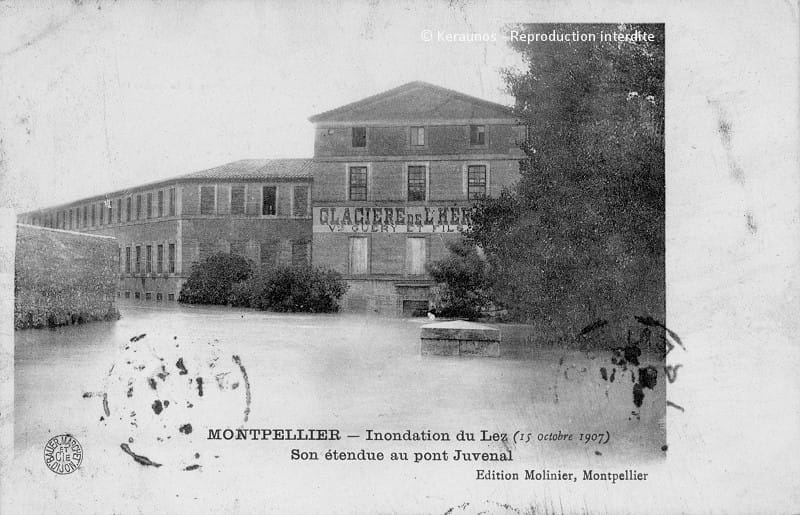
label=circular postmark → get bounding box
[44,434,83,474]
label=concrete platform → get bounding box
[420,320,501,357]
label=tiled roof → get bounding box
[309,81,515,123]
[19,158,312,213]
[178,158,313,180]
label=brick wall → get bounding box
[314,124,522,157]
[313,158,520,204]
[15,225,119,329]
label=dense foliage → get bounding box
[15,225,120,329]
[231,265,348,313]
[466,23,665,330]
[178,253,253,305]
[427,239,490,319]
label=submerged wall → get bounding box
[15,224,119,330]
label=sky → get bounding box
[0,0,525,211]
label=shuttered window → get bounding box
[200,186,216,214]
[349,237,368,275]
[410,126,425,146]
[291,240,310,265]
[168,244,176,273]
[146,245,152,273]
[231,185,246,215]
[293,185,308,217]
[467,165,487,199]
[349,167,367,201]
[168,188,176,216]
[407,166,426,201]
[157,190,164,217]
[157,244,164,273]
[406,237,427,275]
[352,127,366,147]
[260,240,278,268]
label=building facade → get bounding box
[18,81,522,315]
[309,81,523,315]
[18,159,313,302]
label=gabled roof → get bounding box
[309,81,515,124]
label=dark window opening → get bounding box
[352,127,366,147]
[262,186,277,216]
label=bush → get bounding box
[239,265,348,313]
[179,253,252,305]
[427,239,491,319]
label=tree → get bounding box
[178,253,252,305]
[467,24,665,331]
[427,239,490,319]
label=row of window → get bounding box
[198,184,310,217]
[349,124,486,148]
[123,243,176,275]
[122,291,176,302]
[348,236,426,276]
[347,164,487,202]
[24,187,177,230]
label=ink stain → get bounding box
[151,400,164,415]
[196,377,204,397]
[232,355,251,423]
[102,392,110,417]
[120,443,161,467]
[638,366,658,389]
[184,464,201,471]
[745,211,757,234]
[633,383,644,408]
[176,357,188,375]
[600,367,608,381]
[148,377,157,390]
[129,333,147,342]
[179,423,193,435]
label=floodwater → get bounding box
[11,302,666,514]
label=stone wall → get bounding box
[14,224,119,329]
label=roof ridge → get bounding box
[308,81,513,123]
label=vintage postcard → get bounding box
[0,1,797,514]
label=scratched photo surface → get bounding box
[0,2,798,515]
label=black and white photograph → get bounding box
[0,1,797,514]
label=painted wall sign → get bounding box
[313,206,473,233]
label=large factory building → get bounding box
[18,81,522,315]
[17,159,313,302]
